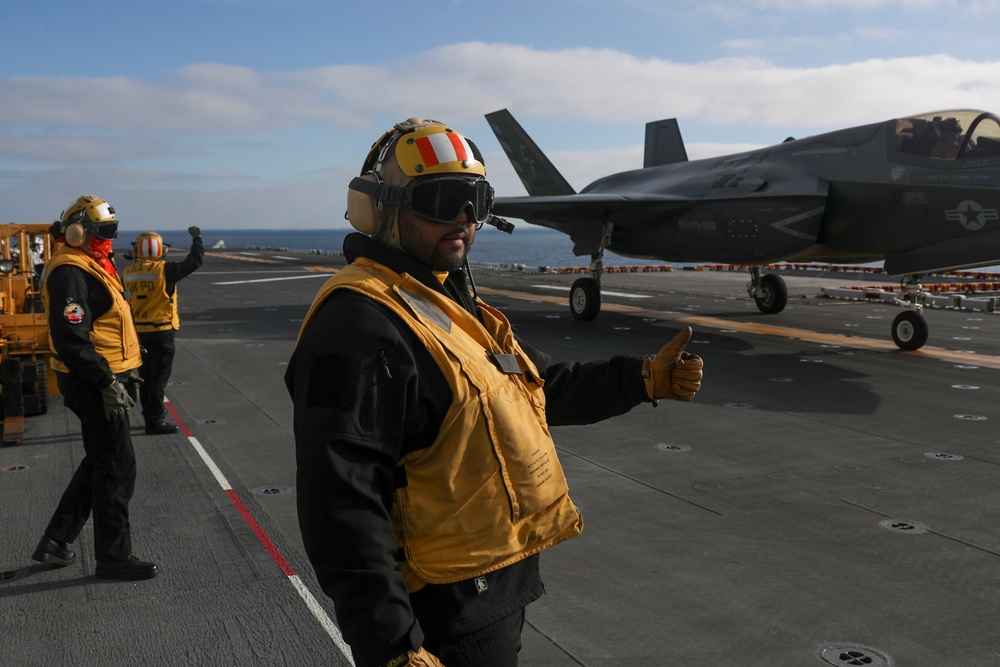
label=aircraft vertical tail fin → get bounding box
[644,118,688,167]
[485,109,576,196]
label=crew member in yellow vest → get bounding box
[32,195,157,581]
[285,120,704,667]
[122,226,204,435]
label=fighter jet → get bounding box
[485,108,1000,350]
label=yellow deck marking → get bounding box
[476,286,644,312]
[478,286,1000,369]
[678,316,1000,368]
[209,252,283,265]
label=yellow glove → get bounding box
[407,647,445,666]
[641,326,704,403]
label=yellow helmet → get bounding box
[346,119,487,236]
[58,195,118,247]
[61,194,116,224]
[135,231,166,259]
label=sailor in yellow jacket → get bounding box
[33,195,157,581]
[122,226,204,434]
[286,120,704,667]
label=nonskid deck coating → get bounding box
[3,250,999,666]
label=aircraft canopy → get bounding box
[896,110,1000,160]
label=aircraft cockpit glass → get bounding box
[896,110,1000,160]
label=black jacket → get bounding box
[163,235,205,295]
[45,262,120,389]
[285,233,649,666]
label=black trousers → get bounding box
[44,372,136,561]
[137,329,176,424]
[423,608,525,667]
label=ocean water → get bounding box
[150,226,669,270]
[144,227,1000,275]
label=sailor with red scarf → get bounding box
[32,195,157,581]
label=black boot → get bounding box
[32,536,76,567]
[95,556,158,580]
[145,420,179,435]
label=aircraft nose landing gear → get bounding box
[892,310,929,350]
[891,275,929,350]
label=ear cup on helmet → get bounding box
[65,222,87,247]
[346,174,382,234]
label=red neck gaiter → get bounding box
[88,238,117,275]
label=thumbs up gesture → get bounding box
[641,326,704,403]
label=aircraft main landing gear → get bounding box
[570,277,601,320]
[748,266,788,314]
[569,222,613,321]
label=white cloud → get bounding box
[4,43,1000,227]
[730,0,953,10]
[333,44,1000,131]
[6,46,1000,143]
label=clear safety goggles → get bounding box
[407,177,494,227]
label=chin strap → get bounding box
[348,175,410,210]
[462,257,478,301]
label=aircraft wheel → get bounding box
[892,310,928,350]
[754,273,787,314]
[569,278,601,321]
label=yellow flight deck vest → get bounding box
[42,247,142,375]
[122,259,180,332]
[300,259,583,590]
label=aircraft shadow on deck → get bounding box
[499,304,881,417]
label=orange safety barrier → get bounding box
[546,263,1000,282]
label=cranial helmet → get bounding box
[136,231,166,259]
[58,195,118,248]
[346,119,487,240]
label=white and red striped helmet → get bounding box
[390,121,486,179]
[135,231,166,259]
[346,119,487,237]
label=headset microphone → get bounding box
[487,216,515,234]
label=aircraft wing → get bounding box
[494,188,830,261]
[494,193,691,222]
[493,193,694,256]
[487,108,830,261]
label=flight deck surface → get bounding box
[3,248,999,666]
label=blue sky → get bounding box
[3,0,1000,230]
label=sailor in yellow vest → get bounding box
[285,119,704,667]
[32,195,157,581]
[122,227,204,434]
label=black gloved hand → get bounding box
[122,369,143,404]
[188,226,201,239]
[101,380,135,422]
